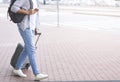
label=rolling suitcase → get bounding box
[10,33,41,69]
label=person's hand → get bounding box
[28,8,39,15]
[35,28,40,35]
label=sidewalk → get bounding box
[1,4,120,82]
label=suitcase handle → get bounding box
[35,32,41,47]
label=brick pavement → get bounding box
[1,11,120,82]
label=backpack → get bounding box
[7,0,26,23]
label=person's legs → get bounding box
[14,27,48,80]
[16,27,40,75]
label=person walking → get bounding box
[10,0,48,81]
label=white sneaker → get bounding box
[34,73,48,81]
[13,69,27,78]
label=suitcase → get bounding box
[10,33,41,69]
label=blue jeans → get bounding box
[16,26,40,75]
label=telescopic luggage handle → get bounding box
[35,32,41,47]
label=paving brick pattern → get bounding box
[1,18,120,82]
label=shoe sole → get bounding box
[34,76,48,81]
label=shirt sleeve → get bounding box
[10,0,25,13]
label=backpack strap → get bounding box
[29,0,33,9]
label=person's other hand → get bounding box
[35,28,40,35]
